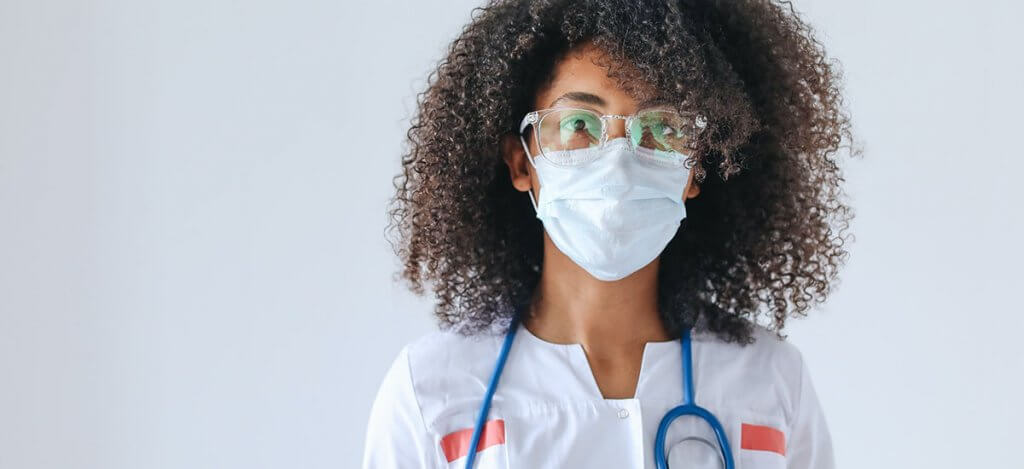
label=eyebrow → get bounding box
[548,91,674,111]
[548,91,606,108]
[636,98,674,109]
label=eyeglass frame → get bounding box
[517,106,708,168]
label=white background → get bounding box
[1,0,1021,468]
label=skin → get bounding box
[501,42,701,400]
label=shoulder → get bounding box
[375,328,499,400]
[402,328,505,381]
[393,328,505,431]
[365,333,464,467]
[693,323,809,418]
[695,322,806,371]
[750,323,806,366]
[712,325,834,465]
[405,327,503,359]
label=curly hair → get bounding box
[385,0,861,344]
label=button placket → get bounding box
[625,399,645,468]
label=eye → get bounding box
[559,112,600,134]
[538,109,603,152]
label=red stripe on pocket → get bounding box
[741,423,786,456]
[440,418,506,463]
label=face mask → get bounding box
[523,137,689,281]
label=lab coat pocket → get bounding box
[439,417,510,469]
[733,413,788,469]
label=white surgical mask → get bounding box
[523,137,689,281]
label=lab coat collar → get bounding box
[515,320,683,402]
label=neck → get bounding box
[522,233,673,352]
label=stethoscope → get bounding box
[463,310,735,469]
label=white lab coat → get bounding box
[362,321,834,468]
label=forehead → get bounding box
[533,42,657,111]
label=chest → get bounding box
[412,330,799,468]
[432,398,791,469]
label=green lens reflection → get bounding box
[630,110,693,167]
[539,109,601,151]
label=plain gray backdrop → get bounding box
[1,0,1021,467]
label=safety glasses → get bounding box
[518,107,707,168]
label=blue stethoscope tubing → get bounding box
[463,313,520,469]
[464,311,735,469]
[653,327,735,469]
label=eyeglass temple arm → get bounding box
[518,112,538,135]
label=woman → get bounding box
[363,0,856,467]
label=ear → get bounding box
[502,133,534,194]
[684,169,701,200]
[685,181,700,200]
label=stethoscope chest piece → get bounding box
[666,436,727,469]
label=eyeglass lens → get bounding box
[535,108,697,167]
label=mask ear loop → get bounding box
[518,112,541,213]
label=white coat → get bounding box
[362,320,834,468]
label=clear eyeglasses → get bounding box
[518,107,707,168]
